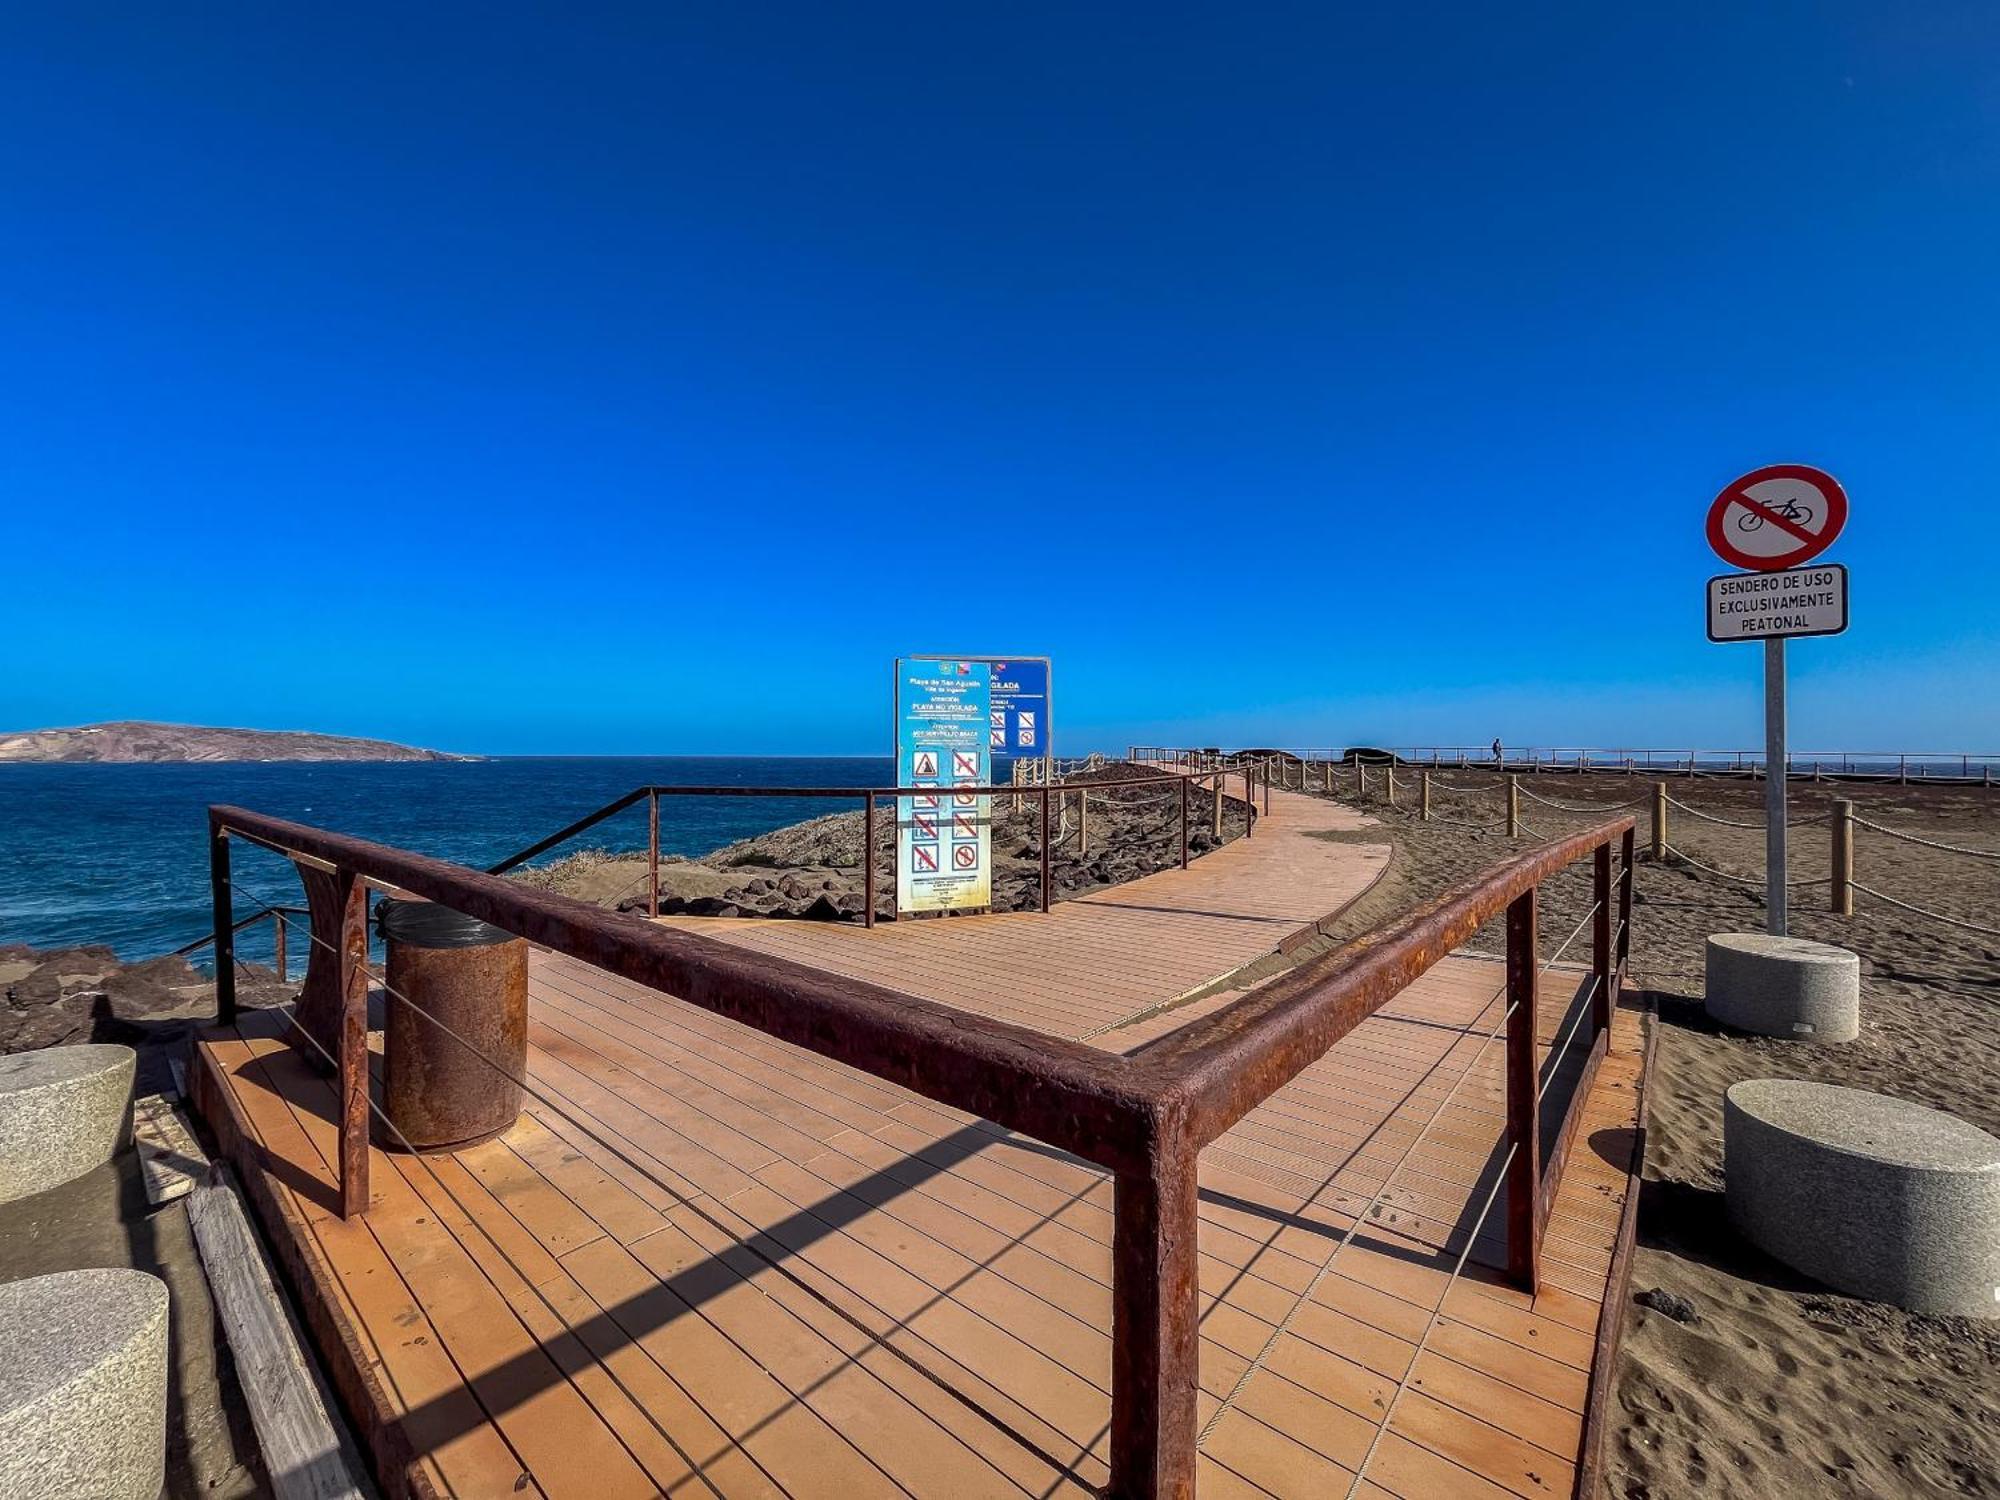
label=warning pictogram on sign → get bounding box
[913,811,937,839]
[953,751,980,780]
[1706,465,1847,572]
[953,844,979,871]
[953,811,978,839]
[912,751,938,778]
[911,843,938,873]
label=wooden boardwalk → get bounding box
[191,787,1646,1500]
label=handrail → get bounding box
[481,755,1283,911]
[201,788,1630,1499]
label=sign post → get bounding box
[1703,464,1849,936]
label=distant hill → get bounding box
[0,721,475,764]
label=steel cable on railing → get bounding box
[231,889,1104,1484]
[1851,884,2000,938]
[1849,817,2000,861]
[1197,891,1603,1450]
[213,904,734,1498]
[1341,1138,1518,1500]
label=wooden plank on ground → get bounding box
[186,1169,372,1500]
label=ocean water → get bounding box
[0,757,895,965]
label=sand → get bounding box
[1288,765,2000,1498]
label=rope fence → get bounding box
[1231,755,1999,946]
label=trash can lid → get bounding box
[375,898,519,950]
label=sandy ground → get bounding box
[1281,765,2000,1499]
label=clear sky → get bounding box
[4,5,1996,756]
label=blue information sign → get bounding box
[895,659,992,914]
[987,659,1050,760]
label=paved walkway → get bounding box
[191,784,1646,1500]
[659,784,1393,1042]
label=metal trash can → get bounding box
[376,899,527,1152]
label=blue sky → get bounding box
[3,5,1996,755]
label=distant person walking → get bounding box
[1491,737,1504,767]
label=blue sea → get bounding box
[0,757,895,966]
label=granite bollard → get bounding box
[0,1268,170,1498]
[0,1043,137,1204]
[1725,1079,2000,1318]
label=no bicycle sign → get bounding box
[1705,463,1847,572]
[1703,462,1850,941]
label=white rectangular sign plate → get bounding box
[1706,563,1848,643]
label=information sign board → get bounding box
[987,659,1050,761]
[1706,564,1848,643]
[895,659,991,914]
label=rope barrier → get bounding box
[1658,843,1830,890]
[1852,884,2000,938]
[1850,817,2000,861]
[1662,796,1826,830]
[1514,786,1650,813]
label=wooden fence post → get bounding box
[1831,798,1853,916]
[1079,788,1089,856]
[1179,777,1190,869]
[1592,843,1613,1034]
[1385,764,1397,808]
[1211,773,1223,839]
[1420,771,1432,821]
[862,796,876,928]
[1506,775,1521,838]
[271,910,286,986]
[1505,888,1540,1293]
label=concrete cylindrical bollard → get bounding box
[378,900,528,1152]
[1726,1080,2000,1318]
[0,1044,136,1205]
[1705,932,1860,1041]
[0,1269,169,1499]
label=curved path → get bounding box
[658,784,1392,1042]
[192,783,1646,1500]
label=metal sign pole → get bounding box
[1765,636,1788,936]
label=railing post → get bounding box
[1592,843,1613,1034]
[1651,782,1667,860]
[1420,770,1432,821]
[1079,787,1089,857]
[1505,887,1541,1293]
[1506,774,1521,838]
[1243,768,1254,837]
[1385,763,1396,808]
[1210,772,1222,839]
[1179,776,1190,869]
[208,818,236,1025]
[1040,788,1052,913]
[1617,828,1635,995]
[1831,798,1853,916]
[333,866,369,1220]
[272,908,287,986]
[647,790,661,919]
[1109,1148,1200,1500]
[1261,764,1269,815]
[862,796,876,928]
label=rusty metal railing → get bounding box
[202,790,1633,1500]
[482,755,1281,928]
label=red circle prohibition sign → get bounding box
[1706,464,1848,571]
